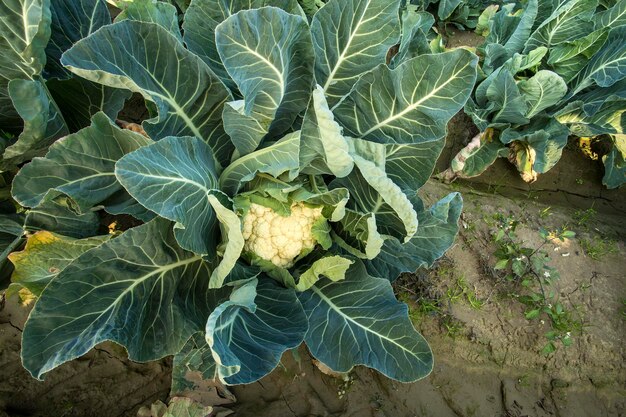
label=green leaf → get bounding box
[333,50,478,144]
[290,181,350,222]
[390,9,434,68]
[219,131,300,195]
[525,0,597,52]
[61,20,233,165]
[332,167,416,243]
[207,278,307,384]
[208,194,246,289]
[311,0,402,106]
[602,135,626,188]
[114,0,182,41]
[21,218,230,380]
[0,0,52,130]
[475,5,498,36]
[525,309,540,319]
[2,79,69,169]
[547,29,609,82]
[486,69,529,125]
[494,258,509,270]
[183,0,305,93]
[518,70,567,118]
[594,0,626,28]
[333,210,384,260]
[46,77,131,132]
[299,260,433,382]
[7,231,108,298]
[23,196,99,238]
[13,112,151,212]
[216,7,314,154]
[347,137,444,193]
[300,86,354,177]
[349,153,418,242]
[570,26,626,96]
[115,136,223,259]
[44,0,110,79]
[503,0,538,55]
[437,0,462,20]
[364,193,462,281]
[293,255,353,291]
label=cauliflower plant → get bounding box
[242,202,323,268]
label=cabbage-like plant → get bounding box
[2,0,479,386]
[440,0,626,188]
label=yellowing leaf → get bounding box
[8,231,109,301]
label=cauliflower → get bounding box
[242,202,324,268]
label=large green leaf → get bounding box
[7,231,108,298]
[61,20,233,165]
[115,137,233,264]
[332,167,417,243]
[350,153,418,241]
[437,0,462,20]
[207,278,308,384]
[311,0,402,106]
[2,79,69,169]
[347,137,444,193]
[13,112,151,212]
[23,196,99,238]
[219,131,300,195]
[44,0,110,79]
[114,0,182,41]
[333,50,478,144]
[21,218,230,380]
[291,255,353,291]
[216,7,314,154]
[556,98,626,136]
[547,29,609,82]
[332,210,384,260]
[602,135,626,189]
[0,0,51,130]
[365,193,462,281]
[300,86,354,177]
[524,0,598,52]
[594,0,626,28]
[46,78,131,132]
[183,0,305,93]
[485,69,529,125]
[518,70,567,118]
[570,26,626,96]
[298,260,433,382]
[503,0,538,55]
[389,9,434,69]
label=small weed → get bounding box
[573,207,596,229]
[441,316,464,339]
[580,236,618,260]
[539,206,552,219]
[446,276,484,309]
[575,178,584,185]
[490,214,583,354]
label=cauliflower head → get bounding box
[242,202,324,268]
